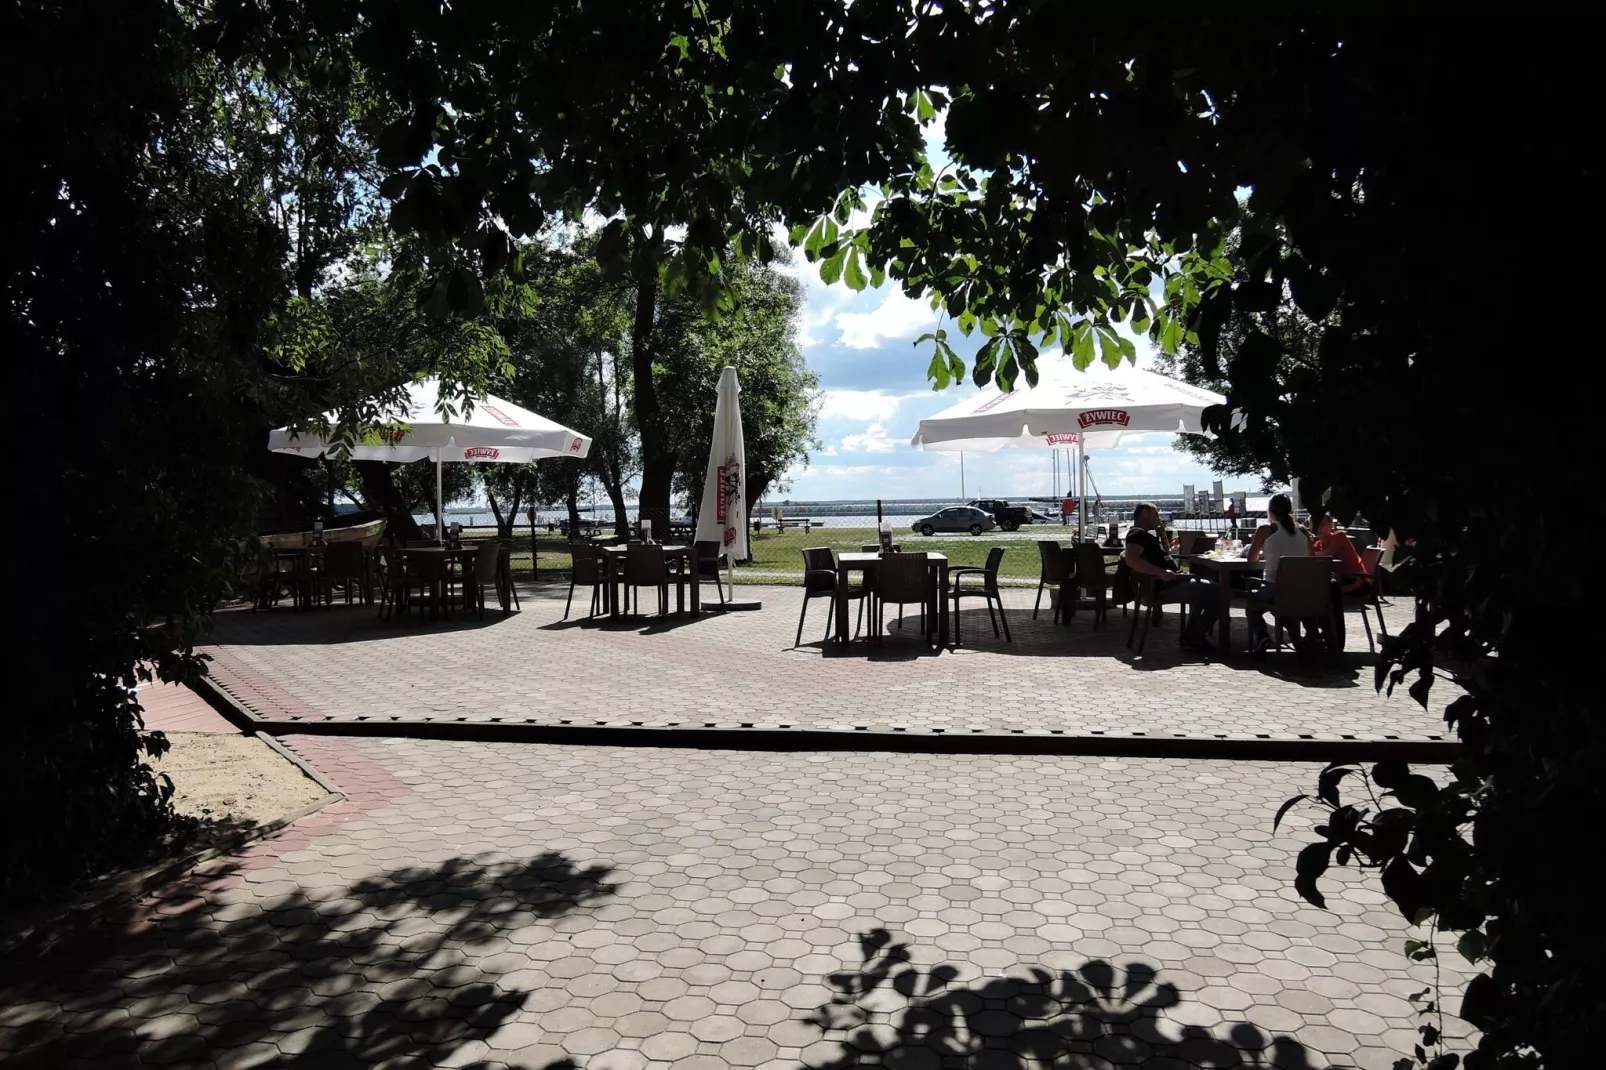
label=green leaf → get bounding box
[819,247,847,286]
[1294,843,1331,909]
[1096,328,1121,369]
[1273,794,1308,832]
[1456,930,1488,964]
[843,248,867,292]
[916,89,936,124]
[1070,322,1095,369]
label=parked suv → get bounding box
[967,498,1033,532]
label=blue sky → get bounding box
[772,260,1251,503]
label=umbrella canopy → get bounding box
[267,378,592,463]
[909,360,1225,452]
[268,378,592,533]
[694,367,749,583]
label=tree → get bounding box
[658,257,821,514]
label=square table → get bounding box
[600,544,701,619]
[1180,553,1350,656]
[399,545,479,618]
[834,552,950,648]
[1178,554,1262,657]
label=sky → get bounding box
[763,115,1255,506]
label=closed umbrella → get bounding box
[910,359,1226,535]
[694,367,749,602]
[269,378,592,532]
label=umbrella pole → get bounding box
[726,556,735,603]
[1076,439,1086,540]
[435,450,443,539]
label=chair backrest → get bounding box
[982,546,1006,584]
[1273,557,1338,617]
[1360,545,1382,578]
[470,539,500,580]
[800,546,836,593]
[695,539,720,561]
[324,541,364,574]
[1036,540,1072,582]
[876,552,931,603]
[1191,534,1218,555]
[569,542,601,583]
[860,544,902,554]
[1073,543,1107,589]
[625,542,667,585]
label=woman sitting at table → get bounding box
[1312,512,1370,595]
[1243,493,1312,657]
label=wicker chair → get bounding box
[377,546,439,620]
[796,547,866,646]
[564,542,603,619]
[623,543,669,617]
[695,540,727,609]
[1033,541,1074,624]
[465,540,505,618]
[1262,557,1341,654]
[875,552,936,646]
[319,542,367,606]
[1073,543,1117,629]
[1344,545,1389,651]
[949,546,1010,644]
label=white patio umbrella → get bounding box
[268,378,593,531]
[910,359,1226,535]
[694,367,749,602]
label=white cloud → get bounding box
[817,388,925,423]
[839,423,899,454]
[834,285,939,350]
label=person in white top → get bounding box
[1243,493,1312,656]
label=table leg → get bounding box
[834,567,850,643]
[687,553,700,615]
[674,560,686,616]
[934,562,950,648]
[1215,567,1234,656]
[609,561,623,620]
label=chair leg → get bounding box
[996,594,1011,642]
[824,597,835,640]
[796,597,810,648]
[953,595,962,646]
[986,597,1000,637]
[854,597,864,639]
[1034,579,1045,620]
[1126,599,1142,648]
[1135,604,1153,655]
[1359,605,1375,653]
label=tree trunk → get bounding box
[631,230,674,535]
[355,460,423,541]
[564,484,582,535]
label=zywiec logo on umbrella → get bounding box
[479,404,518,427]
[375,426,409,444]
[463,447,500,459]
[717,455,742,546]
[1045,432,1081,446]
[568,438,584,452]
[1077,409,1130,428]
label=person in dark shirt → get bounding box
[1117,502,1221,653]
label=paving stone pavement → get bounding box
[199,583,1447,744]
[1,736,1472,1069]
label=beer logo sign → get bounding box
[463,446,500,459]
[1077,409,1130,428]
[1045,432,1081,445]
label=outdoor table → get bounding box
[1180,554,1348,657]
[400,545,478,618]
[262,545,326,610]
[834,552,950,648]
[599,544,701,619]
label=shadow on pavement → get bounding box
[2,852,613,1068]
[797,929,1324,1070]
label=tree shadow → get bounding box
[2,851,613,1068]
[801,930,1324,1070]
[211,602,514,646]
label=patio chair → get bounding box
[1177,531,1217,556]
[796,547,866,646]
[377,546,439,620]
[695,540,727,609]
[860,544,902,554]
[875,552,936,647]
[623,542,669,617]
[564,542,603,620]
[322,542,367,606]
[1265,556,1341,655]
[1033,541,1074,624]
[1343,546,1389,652]
[1073,543,1116,629]
[466,540,505,619]
[950,546,1011,645]
[1124,571,1203,655]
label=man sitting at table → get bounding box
[1118,503,1220,653]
